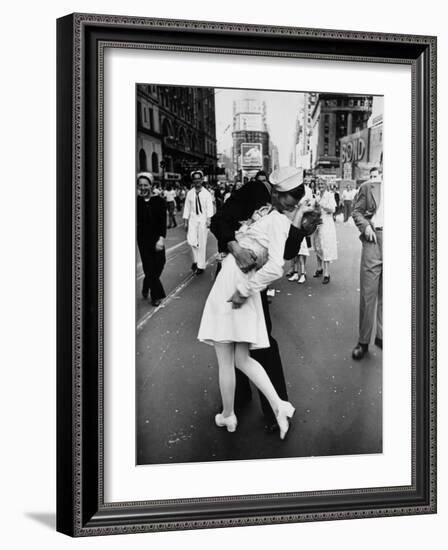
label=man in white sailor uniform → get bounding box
[183,170,214,275]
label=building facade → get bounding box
[339,96,383,186]
[310,93,373,180]
[232,98,272,179]
[291,93,317,171]
[136,85,217,185]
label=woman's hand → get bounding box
[227,289,248,309]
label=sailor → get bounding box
[182,170,214,275]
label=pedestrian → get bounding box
[165,185,177,228]
[210,166,315,432]
[208,185,217,215]
[286,179,314,284]
[199,169,314,439]
[312,178,338,284]
[136,172,167,307]
[342,184,356,222]
[351,166,383,360]
[183,171,214,275]
[223,183,234,203]
[333,185,341,221]
[179,186,187,210]
[175,186,182,212]
[152,183,162,196]
[215,184,226,210]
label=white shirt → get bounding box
[182,187,214,222]
[165,189,176,203]
[235,210,290,297]
[371,183,384,228]
[342,189,351,201]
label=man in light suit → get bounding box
[183,171,214,275]
[351,166,383,360]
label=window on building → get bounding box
[149,109,154,129]
[139,149,147,171]
[137,101,143,126]
[152,152,159,173]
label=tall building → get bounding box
[291,93,317,171]
[136,85,217,185]
[232,98,271,179]
[270,142,280,172]
[310,93,373,178]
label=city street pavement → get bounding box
[136,214,382,465]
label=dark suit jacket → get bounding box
[352,181,382,239]
[137,195,167,250]
[210,180,306,260]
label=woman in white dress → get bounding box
[312,179,338,284]
[198,168,313,439]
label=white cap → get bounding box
[137,171,154,184]
[269,166,303,192]
[190,170,204,179]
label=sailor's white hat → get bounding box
[269,166,303,192]
[190,170,204,179]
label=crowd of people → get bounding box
[136,164,383,440]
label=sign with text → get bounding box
[340,128,369,164]
[241,143,263,168]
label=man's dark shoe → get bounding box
[374,337,383,349]
[151,298,162,307]
[352,343,368,360]
[191,262,197,272]
[142,290,148,299]
[195,268,204,275]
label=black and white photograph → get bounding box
[135,85,384,465]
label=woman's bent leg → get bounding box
[234,343,281,414]
[214,342,236,418]
[234,343,294,439]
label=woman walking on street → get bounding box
[312,179,338,284]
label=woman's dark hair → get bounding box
[255,170,268,181]
[301,205,323,236]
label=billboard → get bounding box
[241,143,263,168]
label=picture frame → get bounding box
[56,13,437,536]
